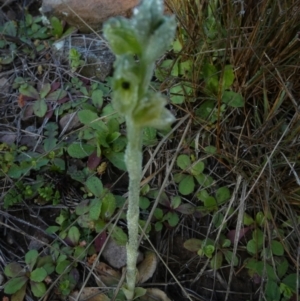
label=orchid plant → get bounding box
[103,0,176,299]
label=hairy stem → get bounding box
[125,118,143,299]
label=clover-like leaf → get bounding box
[100,192,116,220]
[271,240,284,256]
[25,250,39,270]
[215,186,231,204]
[4,262,24,278]
[177,154,191,170]
[183,238,202,252]
[89,198,102,221]
[85,176,103,198]
[108,225,128,246]
[222,91,244,108]
[178,175,195,195]
[210,251,223,270]
[30,267,47,282]
[4,276,28,294]
[30,280,47,297]
[33,99,47,117]
[67,226,80,246]
[19,84,39,99]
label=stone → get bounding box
[52,33,115,81]
[41,0,139,33]
[102,237,143,269]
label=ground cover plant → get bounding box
[0,0,300,301]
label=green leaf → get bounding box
[210,251,223,270]
[204,146,217,154]
[215,186,230,204]
[139,196,150,210]
[2,20,17,36]
[212,212,226,228]
[155,222,163,231]
[4,276,28,294]
[195,99,215,121]
[75,200,90,215]
[282,273,298,291]
[143,127,157,146]
[33,99,47,117]
[105,151,127,171]
[30,280,47,297]
[222,91,244,108]
[255,211,266,227]
[222,65,235,90]
[100,192,116,220]
[155,59,173,81]
[170,196,181,209]
[78,110,98,125]
[252,229,264,246]
[163,212,179,227]
[10,283,26,301]
[85,176,103,197]
[183,238,202,252]
[134,287,147,299]
[202,63,218,94]
[19,84,39,99]
[271,240,284,256]
[108,225,128,246]
[224,250,238,266]
[195,174,214,188]
[67,226,80,246]
[170,84,185,104]
[176,203,195,215]
[154,208,163,220]
[176,154,191,170]
[50,16,63,38]
[172,39,182,52]
[276,257,289,279]
[67,143,95,158]
[39,83,51,98]
[47,89,67,101]
[202,245,215,258]
[243,213,254,226]
[204,196,217,210]
[55,260,71,274]
[265,280,280,301]
[36,256,55,275]
[178,175,195,195]
[89,198,102,220]
[30,267,47,282]
[91,89,103,109]
[25,250,39,269]
[74,246,86,261]
[247,239,260,255]
[190,161,204,176]
[4,262,24,277]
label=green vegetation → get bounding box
[1,0,300,300]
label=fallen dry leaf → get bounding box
[70,288,109,301]
[137,251,157,284]
[139,288,171,301]
[94,262,121,287]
